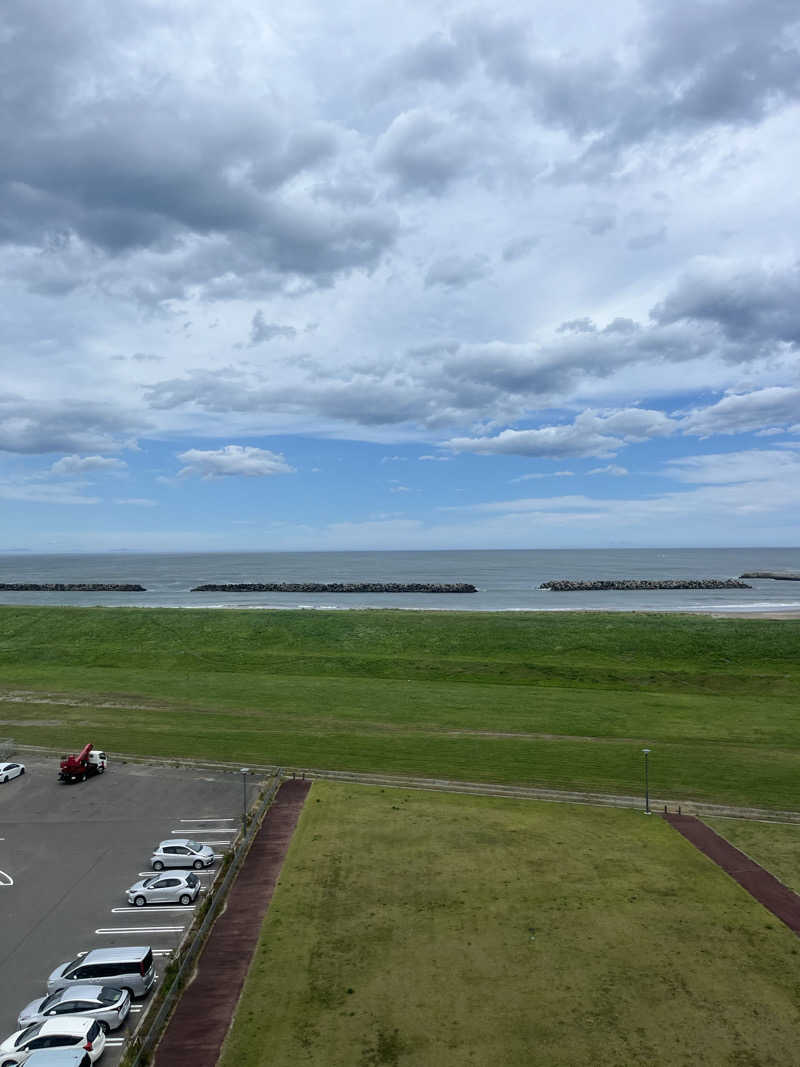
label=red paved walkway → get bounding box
[665,813,800,935]
[154,778,311,1066]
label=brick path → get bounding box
[153,778,311,1066]
[664,813,800,934]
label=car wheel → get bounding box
[19,767,24,774]
[179,893,192,905]
[1,777,6,783]
[99,1021,110,1034]
[153,860,164,871]
[98,765,105,774]
[193,859,204,869]
[134,895,147,907]
[3,1059,20,1067]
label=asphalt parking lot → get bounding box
[0,754,252,1063]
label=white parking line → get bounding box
[111,906,196,913]
[95,925,185,934]
[179,817,234,822]
[129,1005,143,1013]
[171,828,236,834]
[138,868,217,876]
[0,870,12,887]
[153,949,173,956]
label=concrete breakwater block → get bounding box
[540,578,752,591]
[0,582,146,591]
[739,572,800,581]
[191,582,478,593]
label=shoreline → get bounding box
[0,600,799,619]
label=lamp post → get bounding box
[241,767,250,834]
[642,748,651,815]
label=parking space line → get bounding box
[153,949,173,956]
[96,925,185,934]
[111,906,195,913]
[179,817,234,822]
[171,828,236,834]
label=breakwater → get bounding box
[740,572,800,581]
[0,583,146,591]
[191,582,477,593]
[540,579,751,592]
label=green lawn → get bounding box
[705,819,800,894]
[2,606,800,807]
[218,783,800,1067]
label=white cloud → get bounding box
[588,465,629,476]
[663,449,800,485]
[114,497,158,506]
[50,455,128,476]
[510,470,574,482]
[176,445,296,479]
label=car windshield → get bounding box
[62,955,85,975]
[98,987,123,1004]
[141,877,157,887]
[16,1023,43,1045]
[186,840,204,852]
[186,873,199,886]
[36,993,61,1012]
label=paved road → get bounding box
[0,756,250,1062]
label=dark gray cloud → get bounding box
[502,235,539,262]
[249,311,297,346]
[376,108,486,195]
[425,255,490,289]
[384,2,800,176]
[652,261,800,344]
[0,396,145,454]
[0,1,396,302]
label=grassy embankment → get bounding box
[218,782,800,1067]
[1,605,800,808]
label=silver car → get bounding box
[127,871,200,907]
[17,986,130,1033]
[151,839,214,870]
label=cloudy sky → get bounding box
[2,0,799,552]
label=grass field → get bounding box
[705,819,800,894]
[2,605,800,807]
[218,783,800,1067]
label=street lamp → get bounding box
[240,767,250,834]
[642,748,651,815]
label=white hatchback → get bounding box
[0,1017,105,1064]
[150,839,214,870]
[0,762,25,783]
[127,871,201,906]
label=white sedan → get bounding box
[0,761,25,783]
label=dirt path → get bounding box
[153,778,311,1066]
[664,813,800,934]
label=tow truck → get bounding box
[58,743,108,783]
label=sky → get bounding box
[1,0,799,552]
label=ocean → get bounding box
[0,547,799,614]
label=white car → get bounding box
[151,839,214,870]
[0,1017,105,1064]
[0,762,25,783]
[127,871,201,906]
